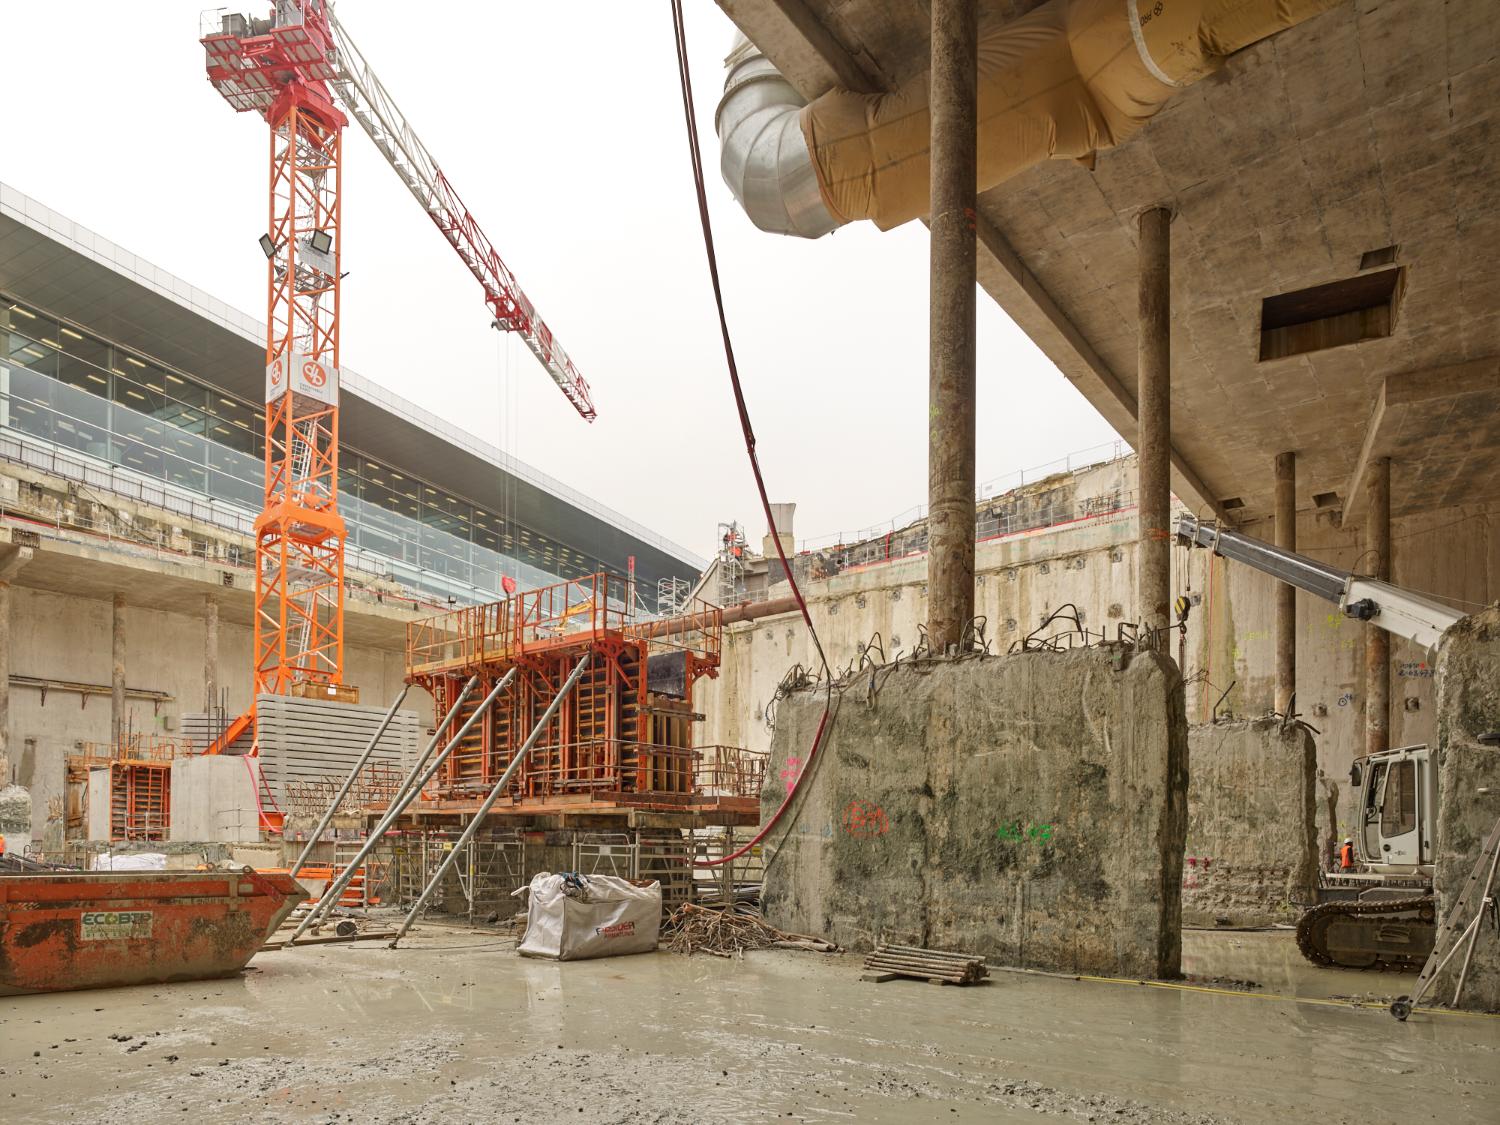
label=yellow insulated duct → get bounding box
[719,0,1340,236]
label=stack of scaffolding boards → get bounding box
[862,944,990,986]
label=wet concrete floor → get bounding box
[0,925,1495,1124]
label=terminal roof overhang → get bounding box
[0,183,706,581]
[718,0,1500,526]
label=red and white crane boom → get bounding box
[198,0,592,765]
[323,7,595,420]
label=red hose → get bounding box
[670,2,833,867]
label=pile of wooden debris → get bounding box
[663,902,838,958]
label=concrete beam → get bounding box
[717,0,883,96]
[973,214,1225,522]
[0,545,31,584]
[3,523,419,650]
[1342,357,1500,527]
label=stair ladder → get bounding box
[1392,812,1500,1019]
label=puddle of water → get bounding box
[0,927,1492,1124]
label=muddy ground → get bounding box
[0,926,1495,1123]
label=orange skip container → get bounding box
[0,869,303,996]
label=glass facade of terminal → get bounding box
[0,295,613,600]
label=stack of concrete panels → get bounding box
[252,694,421,804]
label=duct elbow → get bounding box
[715,42,840,239]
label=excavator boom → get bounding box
[1175,513,1462,971]
[1175,514,1462,648]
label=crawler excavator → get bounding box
[1176,514,1471,970]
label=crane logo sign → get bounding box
[265,351,339,407]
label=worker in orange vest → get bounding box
[1339,838,1355,870]
[0,831,6,858]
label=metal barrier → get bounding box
[693,745,767,799]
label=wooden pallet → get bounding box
[862,943,990,985]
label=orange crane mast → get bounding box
[199,1,591,759]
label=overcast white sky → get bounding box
[2,1,1119,561]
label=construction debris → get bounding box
[862,944,990,985]
[663,901,838,958]
[261,928,398,952]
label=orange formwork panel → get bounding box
[404,573,742,810]
[109,761,171,842]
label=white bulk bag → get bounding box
[517,872,662,961]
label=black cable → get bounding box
[669,2,834,867]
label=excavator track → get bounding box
[1296,895,1436,970]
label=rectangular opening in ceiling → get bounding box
[1359,245,1398,270]
[1258,268,1404,361]
[1312,491,1340,509]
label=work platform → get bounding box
[401,572,763,825]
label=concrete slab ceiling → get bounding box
[717,0,1499,524]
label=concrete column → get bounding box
[926,0,978,654]
[111,593,126,749]
[1137,207,1172,637]
[0,582,10,784]
[1365,458,1391,756]
[1274,452,1297,713]
[0,547,31,783]
[204,595,219,714]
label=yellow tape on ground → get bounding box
[990,966,1499,1019]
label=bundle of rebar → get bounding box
[663,901,837,958]
[862,943,989,985]
[283,761,405,818]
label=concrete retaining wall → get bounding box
[1434,608,1500,1012]
[763,648,1187,979]
[700,490,1500,870]
[1183,719,1318,927]
[9,585,425,848]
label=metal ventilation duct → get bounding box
[714,37,839,239]
[716,0,1340,238]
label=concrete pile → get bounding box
[763,647,1187,978]
[1183,718,1318,927]
[1434,607,1500,1011]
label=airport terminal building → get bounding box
[0,182,704,828]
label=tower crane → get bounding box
[198,0,593,759]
